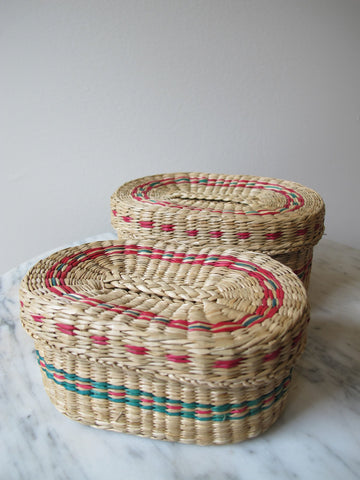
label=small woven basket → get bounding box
[111,173,325,289]
[20,239,309,445]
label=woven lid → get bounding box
[111,172,325,254]
[20,239,309,388]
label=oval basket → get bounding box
[111,173,325,289]
[20,239,309,445]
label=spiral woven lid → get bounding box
[20,239,309,388]
[111,172,325,254]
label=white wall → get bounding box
[1,0,359,273]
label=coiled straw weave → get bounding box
[20,239,309,445]
[111,173,325,288]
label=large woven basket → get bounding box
[20,239,309,445]
[111,173,325,289]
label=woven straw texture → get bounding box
[111,172,325,288]
[20,239,309,445]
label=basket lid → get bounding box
[111,172,325,254]
[20,239,309,388]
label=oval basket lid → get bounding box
[20,239,309,388]
[111,172,325,254]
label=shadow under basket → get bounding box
[111,172,325,290]
[20,239,309,445]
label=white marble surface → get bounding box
[1,234,359,480]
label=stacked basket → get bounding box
[111,173,325,289]
[20,172,324,445]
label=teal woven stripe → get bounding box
[242,315,263,327]
[37,352,291,421]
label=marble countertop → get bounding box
[1,233,359,480]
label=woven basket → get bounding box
[111,173,325,289]
[20,239,309,445]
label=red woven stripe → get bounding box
[265,232,283,240]
[161,224,175,232]
[56,323,76,336]
[230,407,248,414]
[264,348,281,361]
[263,394,275,404]
[213,358,243,369]
[166,354,189,363]
[91,335,109,345]
[108,391,126,397]
[125,345,148,355]
[75,383,92,390]
[139,221,154,228]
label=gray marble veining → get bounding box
[1,235,359,480]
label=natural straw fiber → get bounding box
[111,173,325,288]
[20,239,309,445]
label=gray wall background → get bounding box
[1,0,359,273]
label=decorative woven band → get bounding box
[43,244,285,333]
[111,213,321,243]
[37,351,292,422]
[130,176,305,216]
